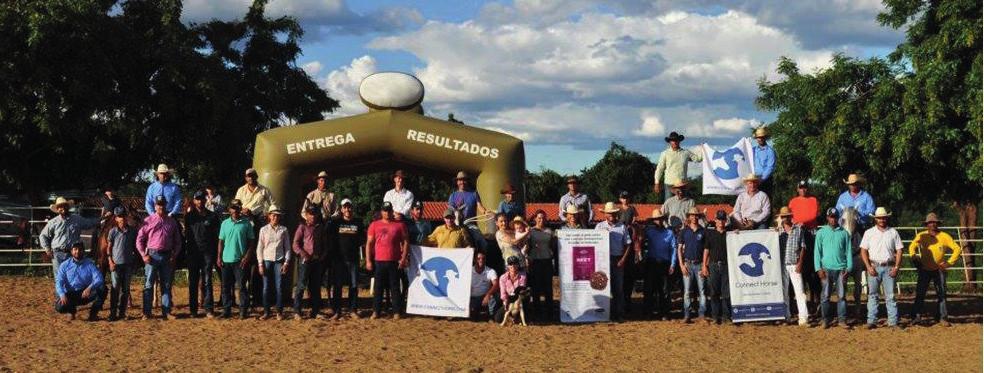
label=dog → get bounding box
[500,286,531,326]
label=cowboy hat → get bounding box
[566,175,579,184]
[686,207,703,216]
[155,164,173,174]
[778,206,793,217]
[511,216,528,226]
[664,131,685,143]
[454,171,469,180]
[228,199,243,211]
[563,204,580,216]
[500,183,518,194]
[754,127,769,138]
[843,173,864,185]
[742,173,761,183]
[49,197,74,212]
[601,202,620,214]
[392,169,406,178]
[267,204,283,215]
[923,212,942,224]
[245,168,258,177]
[871,207,892,218]
[650,209,666,220]
[315,171,328,179]
[671,181,690,189]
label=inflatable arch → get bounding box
[251,109,525,233]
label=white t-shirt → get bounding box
[383,188,414,217]
[471,266,498,296]
[859,226,903,263]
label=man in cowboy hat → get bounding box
[558,175,592,228]
[702,210,731,324]
[560,204,583,230]
[678,207,707,323]
[235,167,275,305]
[814,207,853,328]
[39,197,101,275]
[449,171,489,250]
[383,169,415,220]
[136,195,183,320]
[653,131,704,200]
[498,183,523,221]
[661,181,695,232]
[751,127,776,195]
[777,206,809,325]
[859,207,903,329]
[640,209,676,320]
[303,170,338,221]
[907,213,961,326]
[54,242,106,321]
[595,202,633,321]
[424,207,473,248]
[730,173,771,230]
[144,164,182,217]
[184,190,221,318]
[835,173,875,228]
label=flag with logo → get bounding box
[406,246,473,318]
[727,229,786,322]
[701,137,756,195]
[557,229,611,323]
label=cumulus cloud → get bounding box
[301,61,323,76]
[633,113,665,137]
[320,55,377,117]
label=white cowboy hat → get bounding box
[686,207,704,216]
[316,171,329,179]
[778,206,793,217]
[742,173,761,183]
[671,181,690,189]
[754,127,769,138]
[871,207,892,218]
[843,173,864,185]
[650,209,666,220]
[511,216,528,226]
[49,197,74,212]
[155,163,174,174]
[563,204,579,216]
[267,204,283,215]
[601,202,621,214]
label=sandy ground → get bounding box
[0,276,981,372]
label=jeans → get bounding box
[643,259,672,317]
[529,259,554,318]
[188,252,216,314]
[330,261,359,312]
[469,295,499,318]
[142,251,174,316]
[820,269,847,323]
[783,264,809,323]
[262,260,285,315]
[682,261,706,319]
[706,261,729,321]
[293,260,323,317]
[372,260,403,315]
[866,265,898,326]
[110,263,132,318]
[51,250,70,278]
[911,268,948,321]
[54,287,106,318]
[221,263,248,317]
[610,255,626,319]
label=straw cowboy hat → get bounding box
[664,131,685,143]
[155,163,174,174]
[315,171,329,180]
[754,127,769,138]
[511,216,527,227]
[742,173,761,183]
[49,197,74,212]
[563,204,580,216]
[455,171,469,180]
[671,181,690,189]
[500,183,518,194]
[601,202,621,214]
[923,213,942,225]
[686,207,704,216]
[778,206,793,217]
[843,173,864,185]
[871,207,892,218]
[650,209,666,220]
[267,204,283,215]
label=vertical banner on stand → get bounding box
[406,246,473,318]
[557,229,610,323]
[727,230,786,322]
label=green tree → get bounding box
[524,168,567,203]
[578,142,658,204]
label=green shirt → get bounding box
[653,147,703,185]
[219,217,254,263]
[814,225,852,271]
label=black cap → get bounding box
[154,195,167,206]
[619,190,630,198]
[71,242,84,249]
[507,256,521,265]
[715,210,728,221]
[412,200,424,210]
[826,207,839,217]
[113,207,127,216]
[381,201,393,211]
[193,190,206,200]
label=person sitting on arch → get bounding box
[303,170,338,221]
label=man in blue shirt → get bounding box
[642,209,676,320]
[144,163,182,216]
[497,183,523,220]
[752,127,776,195]
[835,173,876,228]
[54,242,106,321]
[595,202,633,322]
[677,207,707,323]
[448,171,488,250]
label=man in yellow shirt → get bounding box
[423,208,472,249]
[907,213,961,326]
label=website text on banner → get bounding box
[727,229,786,322]
[406,246,474,318]
[702,138,756,195]
[557,229,611,323]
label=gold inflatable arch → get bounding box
[251,110,525,233]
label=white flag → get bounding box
[406,246,473,318]
[701,137,756,195]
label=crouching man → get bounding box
[54,242,107,321]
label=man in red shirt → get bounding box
[366,201,410,320]
[787,180,821,314]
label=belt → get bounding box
[871,261,895,267]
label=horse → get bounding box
[839,207,866,320]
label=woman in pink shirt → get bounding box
[499,256,527,304]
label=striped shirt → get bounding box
[779,224,805,265]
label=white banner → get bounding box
[557,229,610,323]
[406,246,473,318]
[702,137,756,195]
[726,229,786,322]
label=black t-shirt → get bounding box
[705,229,728,263]
[101,196,122,214]
[330,217,365,263]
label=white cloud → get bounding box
[181,0,422,37]
[321,55,377,118]
[633,113,665,137]
[301,61,322,76]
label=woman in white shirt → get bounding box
[495,213,530,271]
[256,206,291,320]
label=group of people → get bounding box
[40,128,964,328]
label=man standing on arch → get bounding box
[653,132,703,201]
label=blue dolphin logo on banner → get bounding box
[738,243,771,277]
[712,147,745,180]
[421,257,460,297]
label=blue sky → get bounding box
[182,0,904,175]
